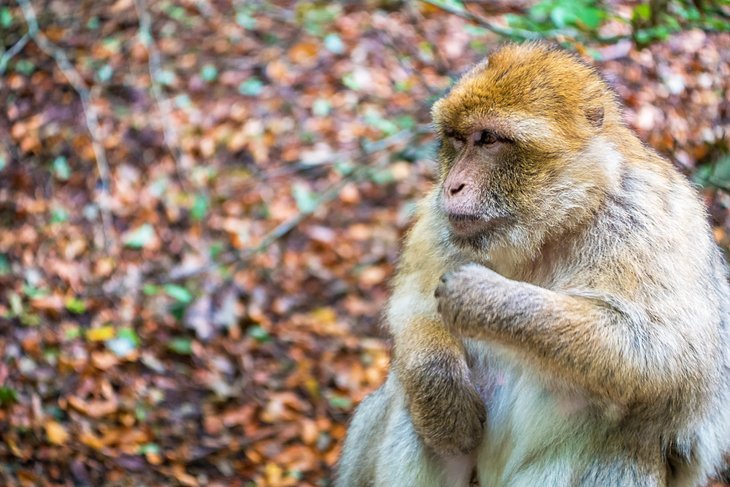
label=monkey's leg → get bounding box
[337,373,474,487]
[336,378,392,487]
[374,374,474,487]
[487,457,664,487]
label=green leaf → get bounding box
[425,0,465,11]
[65,297,86,314]
[705,156,730,188]
[209,242,224,261]
[123,224,155,249]
[64,326,81,340]
[1,8,13,28]
[368,167,395,185]
[106,328,140,357]
[157,70,177,86]
[633,4,651,22]
[292,183,318,213]
[8,292,22,316]
[86,16,100,30]
[174,94,191,109]
[574,6,604,30]
[20,312,40,327]
[200,64,218,82]
[236,10,256,29]
[550,6,574,28]
[143,283,160,296]
[312,98,331,116]
[247,325,271,343]
[15,59,35,76]
[22,284,48,299]
[167,5,186,21]
[138,442,161,455]
[50,207,69,223]
[363,110,398,135]
[102,37,122,53]
[0,254,10,276]
[167,337,193,355]
[96,64,114,83]
[52,156,70,181]
[239,77,264,96]
[0,387,18,407]
[118,327,141,346]
[341,72,359,90]
[324,33,345,54]
[190,193,208,221]
[164,284,193,304]
[327,394,353,409]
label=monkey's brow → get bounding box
[443,126,511,143]
[443,129,466,141]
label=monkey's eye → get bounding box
[475,130,498,146]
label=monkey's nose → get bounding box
[449,183,466,196]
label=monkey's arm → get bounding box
[435,263,689,405]
[387,208,485,456]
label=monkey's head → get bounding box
[432,42,623,261]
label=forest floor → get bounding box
[0,1,729,486]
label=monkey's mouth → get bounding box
[447,213,507,239]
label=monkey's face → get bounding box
[431,43,616,259]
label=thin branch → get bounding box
[16,0,115,250]
[374,29,440,96]
[418,0,543,41]
[133,0,190,188]
[0,33,30,75]
[407,0,454,76]
[421,0,632,45]
[156,129,428,284]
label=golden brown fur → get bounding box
[337,43,730,487]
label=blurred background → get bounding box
[0,0,729,485]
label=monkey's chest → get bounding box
[466,342,598,485]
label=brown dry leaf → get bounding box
[288,40,320,67]
[171,464,198,487]
[68,396,119,419]
[44,421,70,445]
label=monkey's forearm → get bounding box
[391,317,486,456]
[436,264,685,405]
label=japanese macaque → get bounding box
[336,42,730,487]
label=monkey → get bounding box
[336,42,730,487]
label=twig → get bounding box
[16,0,115,250]
[418,0,543,40]
[374,29,440,96]
[0,33,30,75]
[156,129,428,284]
[407,1,454,76]
[134,0,190,188]
[422,0,632,45]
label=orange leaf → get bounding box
[45,421,69,445]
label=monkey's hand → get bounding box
[402,353,486,456]
[435,263,511,337]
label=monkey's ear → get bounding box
[585,106,604,128]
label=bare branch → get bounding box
[0,33,30,75]
[16,0,115,250]
[134,0,190,188]
[143,128,429,285]
[418,0,543,40]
